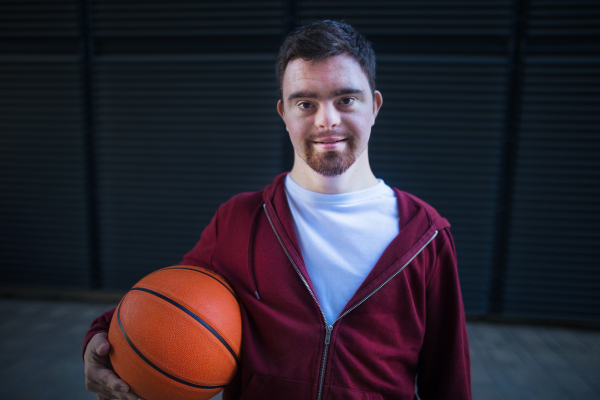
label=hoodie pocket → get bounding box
[239,373,313,400]
[325,386,383,400]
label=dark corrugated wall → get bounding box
[503,0,600,322]
[0,1,90,288]
[0,0,599,322]
[95,55,283,288]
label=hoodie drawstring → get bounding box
[247,202,264,300]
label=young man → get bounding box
[84,21,471,400]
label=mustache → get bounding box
[306,131,353,141]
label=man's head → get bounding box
[276,21,382,181]
[276,20,376,102]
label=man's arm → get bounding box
[82,208,220,398]
[417,228,472,399]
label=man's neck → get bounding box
[289,152,379,194]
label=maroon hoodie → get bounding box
[84,172,471,400]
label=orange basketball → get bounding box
[108,265,242,400]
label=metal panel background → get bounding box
[0,57,89,288]
[503,55,600,321]
[93,1,285,37]
[299,0,512,35]
[94,55,282,290]
[501,0,600,321]
[528,0,600,36]
[0,0,598,323]
[371,55,508,315]
[0,1,90,288]
[0,1,80,37]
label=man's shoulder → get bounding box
[218,189,266,218]
[217,172,286,217]
[391,187,451,231]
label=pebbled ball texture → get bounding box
[108,265,242,400]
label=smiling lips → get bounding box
[312,138,346,151]
[315,138,345,144]
[313,136,347,146]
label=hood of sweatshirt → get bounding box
[258,172,450,309]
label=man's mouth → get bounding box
[313,138,346,144]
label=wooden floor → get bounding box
[0,298,598,400]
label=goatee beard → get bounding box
[303,132,358,177]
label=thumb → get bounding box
[95,338,111,356]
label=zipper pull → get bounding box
[325,325,333,345]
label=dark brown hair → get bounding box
[275,20,376,101]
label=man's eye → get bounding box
[298,102,312,109]
[340,98,355,105]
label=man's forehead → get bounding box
[282,54,369,96]
[285,54,363,77]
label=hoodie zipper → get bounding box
[263,203,437,400]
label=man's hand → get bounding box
[84,332,141,400]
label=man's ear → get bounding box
[372,90,383,125]
[277,99,285,119]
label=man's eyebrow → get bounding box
[287,87,364,102]
[332,87,363,97]
[288,91,319,102]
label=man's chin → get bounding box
[306,152,356,177]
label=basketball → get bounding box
[108,265,242,400]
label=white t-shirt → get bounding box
[284,175,399,324]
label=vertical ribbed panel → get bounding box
[371,55,509,315]
[529,0,600,36]
[95,55,283,289]
[503,56,600,321]
[93,1,285,36]
[299,1,512,35]
[0,1,79,37]
[0,0,596,325]
[0,56,89,287]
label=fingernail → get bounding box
[119,386,128,392]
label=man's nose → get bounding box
[315,103,341,129]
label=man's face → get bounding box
[277,53,382,177]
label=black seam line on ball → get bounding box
[116,304,227,389]
[130,287,240,366]
[160,267,238,300]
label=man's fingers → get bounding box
[96,391,139,400]
[85,333,139,400]
[86,367,125,399]
[117,388,142,400]
[100,367,127,392]
[103,372,143,400]
[91,332,110,356]
[95,339,110,356]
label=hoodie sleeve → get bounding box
[82,307,116,358]
[417,228,472,400]
[81,208,221,359]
